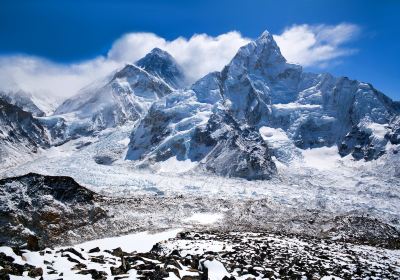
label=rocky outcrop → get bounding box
[0,173,106,248]
[193,111,276,179]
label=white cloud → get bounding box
[0,32,249,102]
[273,23,360,67]
[0,23,360,104]
[0,55,119,101]
[107,31,250,82]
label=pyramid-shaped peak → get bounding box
[259,30,274,40]
[227,30,287,72]
[137,48,176,66]
[136,48,185,89]
[149,47,171,56]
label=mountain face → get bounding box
[191,32,400,161]
[126,90,276,179]
[0,97,49,169]
[125,31,399,179]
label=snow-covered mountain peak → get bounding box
[226,30,295,75]
[136,47,185,89]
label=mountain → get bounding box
[1,30,399,180]
[126,31,400,179]
[0,90,45,117]
[49,48,185,143]
[136,47,186,89]
[196,31,400,160]
[0,97,50,169]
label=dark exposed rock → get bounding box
[27,235,40,251]
[77,269,108,280]
[194,111,276,180]
[62,248,86,260]
[0,173,107,247]
[28,267,43,277]
[88,247,100,253]
[136,47,186,89]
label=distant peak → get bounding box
[136,48,185,89]
[140,48,175,62]
[150,47,169,55]
[259,30,273,40]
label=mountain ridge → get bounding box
[0,29,399,179]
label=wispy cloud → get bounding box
[273,23,360,67]
[0,23,360,102]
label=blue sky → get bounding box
[0,0,399,100]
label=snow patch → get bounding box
[300,146,343,170]
[158,156,197,173]
[183,213,223,225]
[259,126,290,146]
[77,228,181,253]
[117,137,130,146]
[200,259,230,280]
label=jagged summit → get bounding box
[226,29,292,74]
[136,47,185,89]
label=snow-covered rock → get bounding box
[126,90,276,180]
[125,30,399,179]
[0,173,106,248]
[0,90,45,117]
[134,29,400,174]
[0,97,50,169]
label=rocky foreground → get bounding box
[1,173,400,279]
[1,231,400,280]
